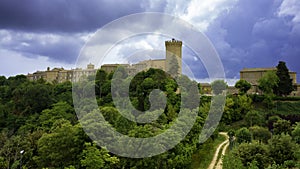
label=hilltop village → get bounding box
[26,39,300,96]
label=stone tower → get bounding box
[165,38,182,76]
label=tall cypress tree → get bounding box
[274,61,294,96]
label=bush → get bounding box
[236,127,251,143]
[244,110,264,127]
[249,126,271,143]
[233,142,270,169]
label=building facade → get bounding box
[27,39,183,83]
[100,38,183,76]
[165,38,182,76]
[27,63,97,83]
[240,67,297,85]
[240,67,298,95]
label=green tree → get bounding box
[221,97,235,124]
[0,76,7,86]
[80,142,119,169]
[267,115,281,131]
[53,81,73,105]
[244,110,264,127]
[7,75,28,91]
[292,122,300,144]
[249,126,271,143]
[0,135,31,169]
[95,69,107,98]
[211,80,227,95]
[234,95,253,121]
[236,127,252,143]
[12,82,53,115]
[274,61,294,96]
[38,102,77,131]
[223,153,246,169]
[268,134,299,165]
[235,79,252,94]
[258,71,279,95]
[34,119,85,168]
[273,119,292,135]
[233,142,270,169]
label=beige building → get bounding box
[101,64,130,74]
[240,67,297,85]
[240,67,298,95]
[27,63,97,83]
[27,67,66,83]
[27,39,183,83]
[134,59,166,72]
[69,64,97,82]
[198,67,299,96]
[165,38,182,76]
[100,39,183,76]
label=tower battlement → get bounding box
[165,38,182,46]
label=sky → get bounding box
[0,0,300,84]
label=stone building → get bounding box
[240,67,297,85]
[27,39,185,84]
[27,63,97,83]
[165,38,182,76]
[27,67,66,83]
[101,64,130,74]
[240,67,297,95]
[100,38,183,76]
[69,63,97,82]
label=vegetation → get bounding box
[258,71,279,95]
[222,62,300,169]
[191,134,226,169]
[0,69,205,169]
[235,79,251,94]
[274,61,294,97]
[1,62,300,168]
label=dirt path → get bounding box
[215,139,229,169]
[207,132,228,169]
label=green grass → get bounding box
[191,134,227,169]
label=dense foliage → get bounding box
[0,69,212,169]
[274,61,294,97]
[1,65,300,169]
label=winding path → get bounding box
[207,132,229,169]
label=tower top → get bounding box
[165,38,182,46]
[87,63,95,69]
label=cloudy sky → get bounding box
[0,0,300,84]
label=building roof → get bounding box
[240,67,276,72]
[101,64,130,67]
[240,67,296,73]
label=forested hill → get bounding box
[0,69,205,169]
[1,68,300,169]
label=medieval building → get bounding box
[27,39,183,82]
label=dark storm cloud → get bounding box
[0,0,151,33]
[0,0,168,64]
[0,30,84,63]
[206,0,300,79]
